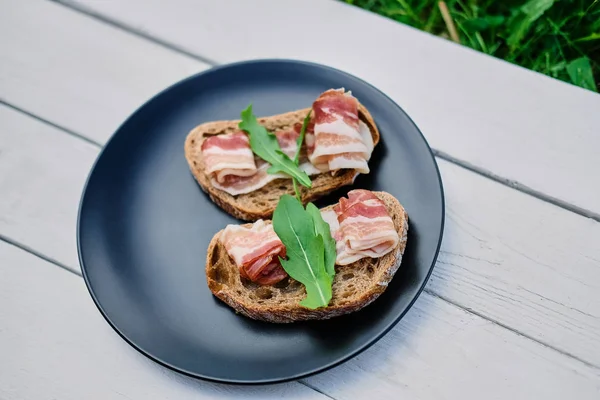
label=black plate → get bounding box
[77,59,444,384]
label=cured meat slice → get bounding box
[219,190,399,284]
[220,220,288,285]
[201,132,257,183]
[333,190,399,265]
[309,89,374,174]
[210,130,321,195]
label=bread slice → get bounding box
[184,104,380,221]
[205,191,408,323]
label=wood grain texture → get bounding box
[0,0,599,396]
[2,102,599,369]
[60,0,600,214]
[303,292,600,400]
[0,242,328,400]
[0,0,206,144]
[1,241,599,400]
[0,105,96,270]
[433,158,600,366]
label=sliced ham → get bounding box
[332,190,399,265]
[201,132,257,183]
[309,89,374,174]
[220,220,288,285]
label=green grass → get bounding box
[344,0,599,92]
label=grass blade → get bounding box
[508,0,557,51]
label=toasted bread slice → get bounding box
[184,104,380,221]
[205,191,408,323]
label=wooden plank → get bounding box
[432,159,600,365]
[0,242,328,400]
[2,241,599,399]
[59,0,600,214]
[2,103,599,369]
[0,105,96,270]
[304,293,600,400]
[0,0,206,144]
[1,0,599,374]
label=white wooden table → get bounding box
[1,1,599,399]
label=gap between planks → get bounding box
[3,92,600,368]
[0,233,81,278]
[0,100,102,148]
[4,93,599,224]
[0,158,597,374]
[433,150,600,222]
[423,289,600,371]
[49,0,218,66]
[38,0,600,223]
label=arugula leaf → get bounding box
[306,203,336,279]
[239,105,311,188]
[273,195,332,309]
[294,110,312,164]
[292,110,312,201]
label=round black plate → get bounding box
[78,59,444,384]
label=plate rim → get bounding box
[76,58,446,385]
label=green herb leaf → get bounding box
[292,110,312,202]
[294,110,312,164]
[273,195,332,309]
[239,105,312,188]
[566,57,598,92]
[306,203,336,279]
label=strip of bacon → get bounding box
[202,90,374,197]
[333,190,399,265]
[210,130,321,195]
[210,160,274,195]
[220,220,288,285]
[201,132,257,183]
[319,209,347,259]
[310,89,374,174]
[274,129,299,158]
[219,191,398,284]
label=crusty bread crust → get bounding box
[205,192,408,323]
[184,104,380,221]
